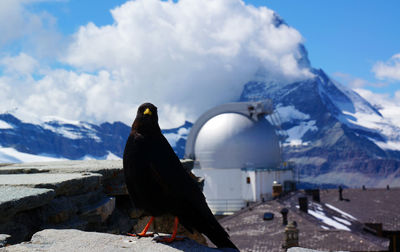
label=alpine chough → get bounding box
[123,103,238,249]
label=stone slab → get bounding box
[0,159,192,176]
[0,173,102,196]
[0,161,126,194]
[0,186,55,221]
[0,229,231,252]
[0,160,193,197]
[0,160,123,176]
[288,248,327,252]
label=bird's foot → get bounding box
[154,235,185,243]
[126,232,155,238]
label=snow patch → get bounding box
[329,79,378,115]
[105,152,122,160]
[0,120,13,129]
[324,81,400,152]
[275,105,310,123]
[296,202,351,231]
[80,151,121,161]
[339,110,400,152]
[325,203,358,221]
[43,124,84,140]
[273,105,318,147]
[164,127,189,148]
[308,208,351,231]
[42,121,101,142]
[0,146,66,163]
[42,116,82,126]
[284,120,317,146]
[333,216,352,226]
[374,140,400,151]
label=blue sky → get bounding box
[1,0,399,126]
[261,0,400,94]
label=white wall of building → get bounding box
[193,168,294,214]
[254,169,293,201]
[193,168,245,214]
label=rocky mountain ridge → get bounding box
[240,68,400,187]
[0,113,191,163]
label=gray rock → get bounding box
[0,160,192,196]
[0,160,127,195]
[0,160,122,175]
[288,248,341,252]
[68,188,105,210]
[1,229,224,252]
[44,196,78,224]
[104,184,128,196]
[80,196,116,223]
[0,173,102,196]
[0,234,10,248]
[0,186,55,221]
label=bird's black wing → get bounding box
[123,132,173,214]
[148,134,237,249]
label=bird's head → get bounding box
[132,103,160,134]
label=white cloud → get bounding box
[0,0,31,46]
[333,72,386,89]
[0,53,39,76]
[1,0,312,128]
[0,0,64,58]
[372,53,400,81]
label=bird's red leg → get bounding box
[156,216,184,243]
[127,216,155,237]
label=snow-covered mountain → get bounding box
[2,68,400,188]
[240,68,400,188]
[0,113,191,163]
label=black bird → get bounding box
[123,103,238,249]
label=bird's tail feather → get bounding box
[202,217,238,250]
[180,213,238,250]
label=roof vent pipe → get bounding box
[339,186,343,201]
[280,208,289,226]
[298,197,308,213]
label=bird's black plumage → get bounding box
[123,103,237,249]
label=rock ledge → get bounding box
[0,229,225,252]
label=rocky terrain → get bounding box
[0,160,207,248]
[0,229,217,252]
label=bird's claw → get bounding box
[154,235,185,243]
[126,232,154,238]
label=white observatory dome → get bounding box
[193,112,281,170]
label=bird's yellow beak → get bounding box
[143,108,152,116]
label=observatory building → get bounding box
[185,101,294,214]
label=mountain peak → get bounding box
[240,69,400,187]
